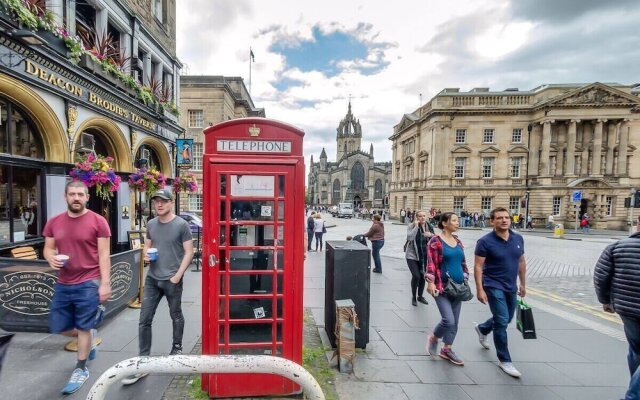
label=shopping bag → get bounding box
[516,298,536,339]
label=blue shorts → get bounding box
[49,280,100,333]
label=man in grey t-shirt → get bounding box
[122,188,193,385]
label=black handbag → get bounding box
[442,273,474,301]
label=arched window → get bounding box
[374,179,383,199]
[351,161,365,190]
[332,179,341,203]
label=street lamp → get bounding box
[524,123,533,229]
[137,158,148,229]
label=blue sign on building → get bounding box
[572,190,582,203]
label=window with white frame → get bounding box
[188,193,202,212]
[402,139,415,157]
[453,196,465,214]
[511,157,522,178]
[606,196,614,216]
[454,157,466,178]
[512,128,523,143]
[552,196,562,216]
[188,110,204,128]
[455,129,466,143]
[192,142,203,171]
[509,196,520,214]
[483,129,495,143]
[153,0,167,23]
[481,196,493,213]
[482,157,494,178]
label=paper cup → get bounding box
[147,248,158,261]
[56,254,69,267]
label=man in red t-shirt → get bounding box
[43,180,111,394]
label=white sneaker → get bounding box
[499,362,522,378]
[474,323,490,349]
[121,372,149,385]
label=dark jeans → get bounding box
[406,259,425,299]
[139,275,184,356]
[478,287,517,362]
[621,315,640,400]
[434,294,462,345]
[371,240,384,271]
[307,229,314,250]
[314,232,324,251]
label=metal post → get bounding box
[631,188,637,235]
[86,355,325,400]
[575,203,580,233]
[192,225,201,272]
[525,124,532,229]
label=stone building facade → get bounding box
[178,75,265,214]
[389,83,640,230]
[308,103,392,208]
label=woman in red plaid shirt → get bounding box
[425,212,469,366]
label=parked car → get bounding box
[179,212,203,235]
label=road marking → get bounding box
[527,287,622,326]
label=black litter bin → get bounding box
[324,240,370,349]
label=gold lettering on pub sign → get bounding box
[25,60,157,131]
[26,59,82,96]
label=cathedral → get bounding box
[308,103,392,208]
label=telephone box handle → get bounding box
[209,254,217,267]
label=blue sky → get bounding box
[177,0,640,165]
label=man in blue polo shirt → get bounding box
[473,207,526,378]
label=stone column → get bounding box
[143,54,152,86]
[618,120,630,176]
[47,0,64,25]
[566,120,578,176]
[539,121,553,176]
[556,123,566,176]
[592,119,605,176]
[581,121,592,175]
[605,121,616,175]
[528,123,541,177]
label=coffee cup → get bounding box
[147,248,158,262]
[56,254,69,267]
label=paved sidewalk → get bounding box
[304,248,631,400]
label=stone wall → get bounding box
[125,0,176,57]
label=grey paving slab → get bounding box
[335,381,410,400]
[455,361,524,385]
[361,338,399,360]
[406,359,475,385]
[378,330,429,356]
[460,384,564,400]
[303,287,325,308]
[549,362,631,387]
[548,385,629,400]
[370,309,411,328]
[310,306,324,326]
[538,329,628,363]
[401,383,473,400]
[532,311,592,330]
[352,356,421,383]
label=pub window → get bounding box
[189,110,204,128]
[75,2,96,50]
[192,142,203,171]
[0,99,44,159]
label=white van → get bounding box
[337,202,353,218]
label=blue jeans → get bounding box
[478,287,517,362]
[621,316,640,400]
[434,294,462,345]
[371,240,384,271]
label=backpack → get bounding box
[307,216,315,230]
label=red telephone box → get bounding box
[201,118,305,398]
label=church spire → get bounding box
[320,148,327,159]
[370,143,373,157]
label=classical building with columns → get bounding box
[308,103,392,208]
[389,83,640,229]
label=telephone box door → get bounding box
[204,162,300,397]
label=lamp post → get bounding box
[137,158,148,230]
[525,123,533,229]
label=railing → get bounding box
[87,355,325,400]
[552,177,567,185]
[454,179,465,186]
[511,179,523,185]
[483,179,494,185]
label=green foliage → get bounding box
[188,377,209,400]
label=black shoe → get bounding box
[417,296,429,305]
[170,344,182,355]
[372,269,382,273]
[412,298,418,306]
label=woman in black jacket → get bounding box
[405,210,435,306]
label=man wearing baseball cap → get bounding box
[122,188,193,385]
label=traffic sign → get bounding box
[572,190,582,203]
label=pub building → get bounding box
[0,0,182,331]
[0,0,182,256]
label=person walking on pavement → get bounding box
[594,216,640,400]
[405,210,434,306]
[425,212,469,366]
[473,207,526,378]
[306,211,316,251]
[43,180,111,394]
[364,214,385,273]
[400,208,406,223]
[122,189,194,385]
[313,212,326,251]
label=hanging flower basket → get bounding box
[69,153,121,201]
[128,167,166,195]
[173,172,198,193]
